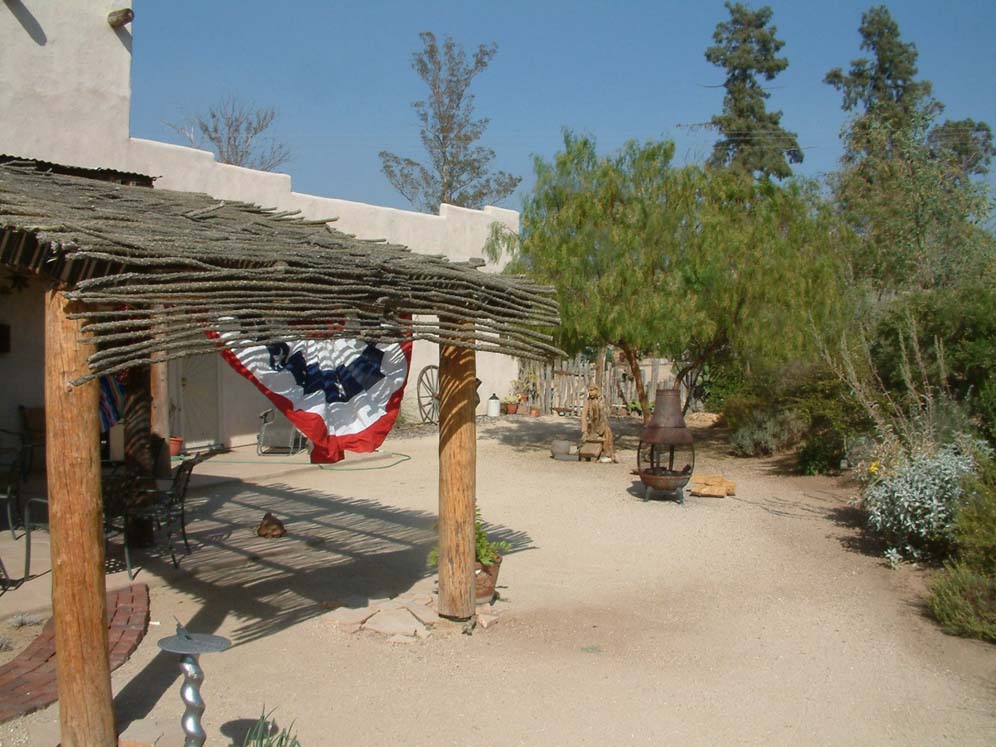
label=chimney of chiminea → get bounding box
[637,387,695,499]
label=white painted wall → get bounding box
[0,0,522,448]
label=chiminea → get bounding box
[637,387,695,499]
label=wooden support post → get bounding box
[123,366,154,474]
[150,336,171,479]
[44,291,116,747]
[437,337,477,620]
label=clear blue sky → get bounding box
[129,0,996,212]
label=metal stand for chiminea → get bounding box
[158,623,232,747]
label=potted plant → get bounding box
[428,508,511,604]
[501,395,519,415]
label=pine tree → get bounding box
[705,2,802,179]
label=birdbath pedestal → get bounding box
[158,626,232,747]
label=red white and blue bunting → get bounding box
[218,336,411,463]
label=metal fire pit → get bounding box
[637,388,695,501]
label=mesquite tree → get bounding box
[487,132,843,417]
[380,32,520,214]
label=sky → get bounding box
[129,0,996,213]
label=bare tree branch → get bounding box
[166,95,291,172]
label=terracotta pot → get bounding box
[475,555,502,604]
[529,407,541,417]
[168,436,184,457]
[505,402,519,415]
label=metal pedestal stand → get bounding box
[158,624,232,747]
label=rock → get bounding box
[363,608,423,637]
[402,601,440,626]
[475,603,494,617]
[328,605,377,626]
[118,718,163,746]
[478,613,499,629]
[256,512,286,538]
[416,628,432,640]
[387,634,416,644]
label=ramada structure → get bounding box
[0,161,559,746]
[0,4,561,746]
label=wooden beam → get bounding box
[44,290,116,747]
[437,338,477,619]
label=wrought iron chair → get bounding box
[103,457,199,579]
[1,435,23,540]
[17,405,45,477]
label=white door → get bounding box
[175,354,222,449]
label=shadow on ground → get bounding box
[113,479,532,729]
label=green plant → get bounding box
[863,441,984,561]
[427,508,510,567]
[728,408,807,457]
[237,709,300,747]
[951,457,996,575]
[929,562,996,642]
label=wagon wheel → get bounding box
[416,365,440,424]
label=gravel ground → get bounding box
[2,416,994,746]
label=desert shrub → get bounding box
[863,443,981,560]
[929,562,996,642]
[729,408,807,457]
[872,280,996,443]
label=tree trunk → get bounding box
[44,291,116,747]
[620,342,651,424]
[436,336,476,620]
[150,356,171,478]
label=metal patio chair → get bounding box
[257,408,307,456]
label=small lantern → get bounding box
[637,388,695,500]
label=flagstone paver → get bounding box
[0,583,149,723]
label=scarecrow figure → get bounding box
[580,385,616,462]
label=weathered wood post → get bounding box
[123,366,154,474]
[44,290,116,747]
[436,335,477,619]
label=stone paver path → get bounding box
[0,583,149,723]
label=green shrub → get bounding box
[951,457,996,575]
[237,709,301,747]
[863,442,982,560]
[929,562,996,642]
[729,408,807,457]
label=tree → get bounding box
[379,32,520,214]
[831,115,992,294]
[928,119,996,177]
[824,5,940,162]
[488,132,844,418]
[168,95,290,172]
[705,2,802,179]
[826,8,993,294]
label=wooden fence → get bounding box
[518,351,690,416]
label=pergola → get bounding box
[0,162,560,746]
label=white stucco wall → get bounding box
[0,1,523,448]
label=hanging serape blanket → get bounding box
[98,373,125,432]
[217,337,412,463]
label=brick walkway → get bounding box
[0,583,149,723]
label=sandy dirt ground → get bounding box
[1,416,994,746]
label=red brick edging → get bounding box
[0,583,150,723]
